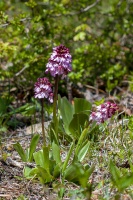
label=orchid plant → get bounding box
[34,77,53,145]
[45,44,72,123]
[14,44,119,199]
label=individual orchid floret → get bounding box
[90,102,118,124]
[48,92,54,103]
[34,77,53,103]
[45,44,72,78]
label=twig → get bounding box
[0,0,101,28]
[0,17,31,28]
[81,0,101,12]
[54,0,101,16]
[0,195,11,198]
[0,157,36,168]
[14,66,28,77]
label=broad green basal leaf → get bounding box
[58,95,74,135]
[69,113,88,139]
[28,134,40,162]
[74,98,92,115]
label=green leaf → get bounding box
[28,134,40,162]
[33,150,44,168]
[52,142,61,164]
[80,166,94,188]
[29,168,39,177]
[64,162,83,182]
[53,163,61,178]
[10,103,30,115]
[69,113,88,138]
[0,126,8,133]
[34,146,50,172]
[73,32,86,41]
[118,173,133,191]
[38,166,53,183]
[75,128,89,156]
[49,121,59,145]
[64,162,94,187]
[30,167,53,183]
[78,141,90,162]
[62,142,75,174]
[23,166,33,179]
[58,95,74,135]
[13,142,27,162]
[109,160,121,187]
[25,148,30,161]
[49,160,57,175]
[0,97,11,115]
[74,98,92,115]
[43,146,50,172]
[21,104,36,116]
[110,161,133,192]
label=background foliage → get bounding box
[0,0,133,104]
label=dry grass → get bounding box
[1,114,133,199]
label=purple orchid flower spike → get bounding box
[34,77,53,103]
[45,44,72,78]
[90,102,118,124]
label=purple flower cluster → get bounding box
[34,78,53,103]
[45,44,72,78]
[90,102,118,124]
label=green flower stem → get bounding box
[41,98,46,145]
[53,75,59,123]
